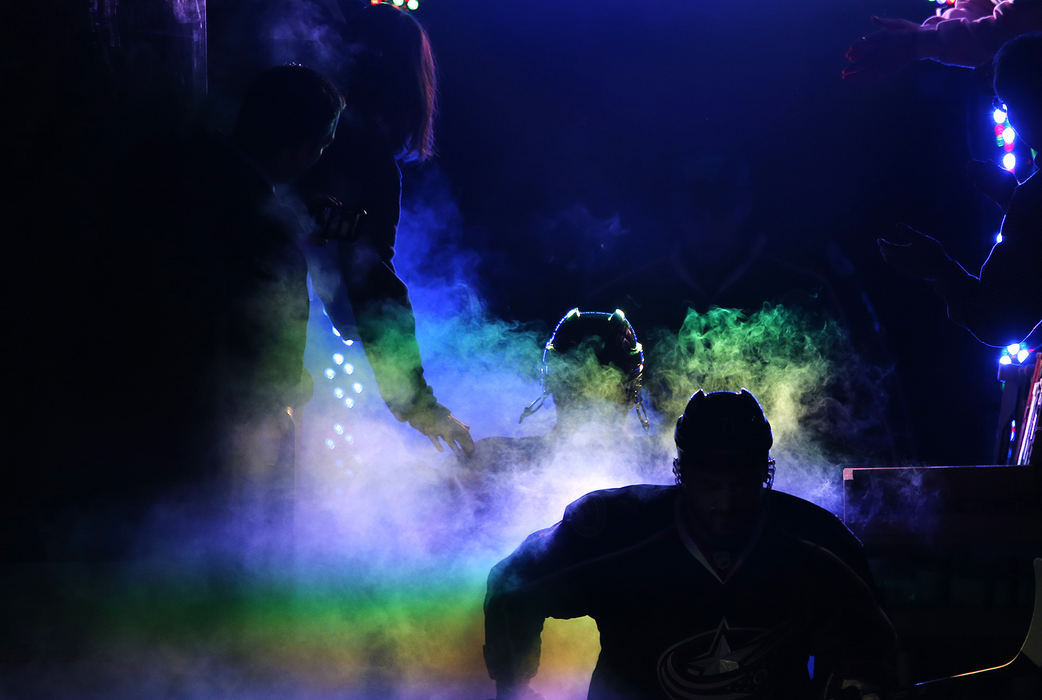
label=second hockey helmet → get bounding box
[519,308,648,430]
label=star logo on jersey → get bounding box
[657,618,783,699]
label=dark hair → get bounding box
[994,31,1042,106]
[234,64,345,157]
[342,4,437,161]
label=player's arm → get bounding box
[483,532,552,700]
[484,493,618,697]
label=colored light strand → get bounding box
[992,103,1018,172]
[372,0,422,11]
[322,317,363,452]
[999,342,1035,366]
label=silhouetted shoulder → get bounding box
[767,490,874,588]
[562,484,676,540]
[490,484,677,590]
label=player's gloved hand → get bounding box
[877,224,953,281]
[493,680,545,700]
[843,17,919,81]
[409,409,476,457]
[966,158,1018,211]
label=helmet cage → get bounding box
[520,308,648,432]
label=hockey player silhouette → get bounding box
[484,389,895,700]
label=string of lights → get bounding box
[988,109,1036,367]
[917,1,1038,456]
[1000,342,1033,367]
[991,102,1020,175]
[315,302,366,462]
[371,0,422,11]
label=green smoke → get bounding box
[647,304,891,474]
[547,342,632,410]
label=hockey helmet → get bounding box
[520,308,648,429]
[673,389,774,480]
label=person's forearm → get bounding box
[351,292,443,422]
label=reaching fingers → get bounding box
[842,64,880,82]
[845,38,871,64]
[447,415,476,457]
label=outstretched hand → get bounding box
[412,411,476,457]
[877,224,952,281]
[843,17,920,81]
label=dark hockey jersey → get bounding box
[484,484,894,699]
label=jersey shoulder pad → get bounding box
[563,484,675,539]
